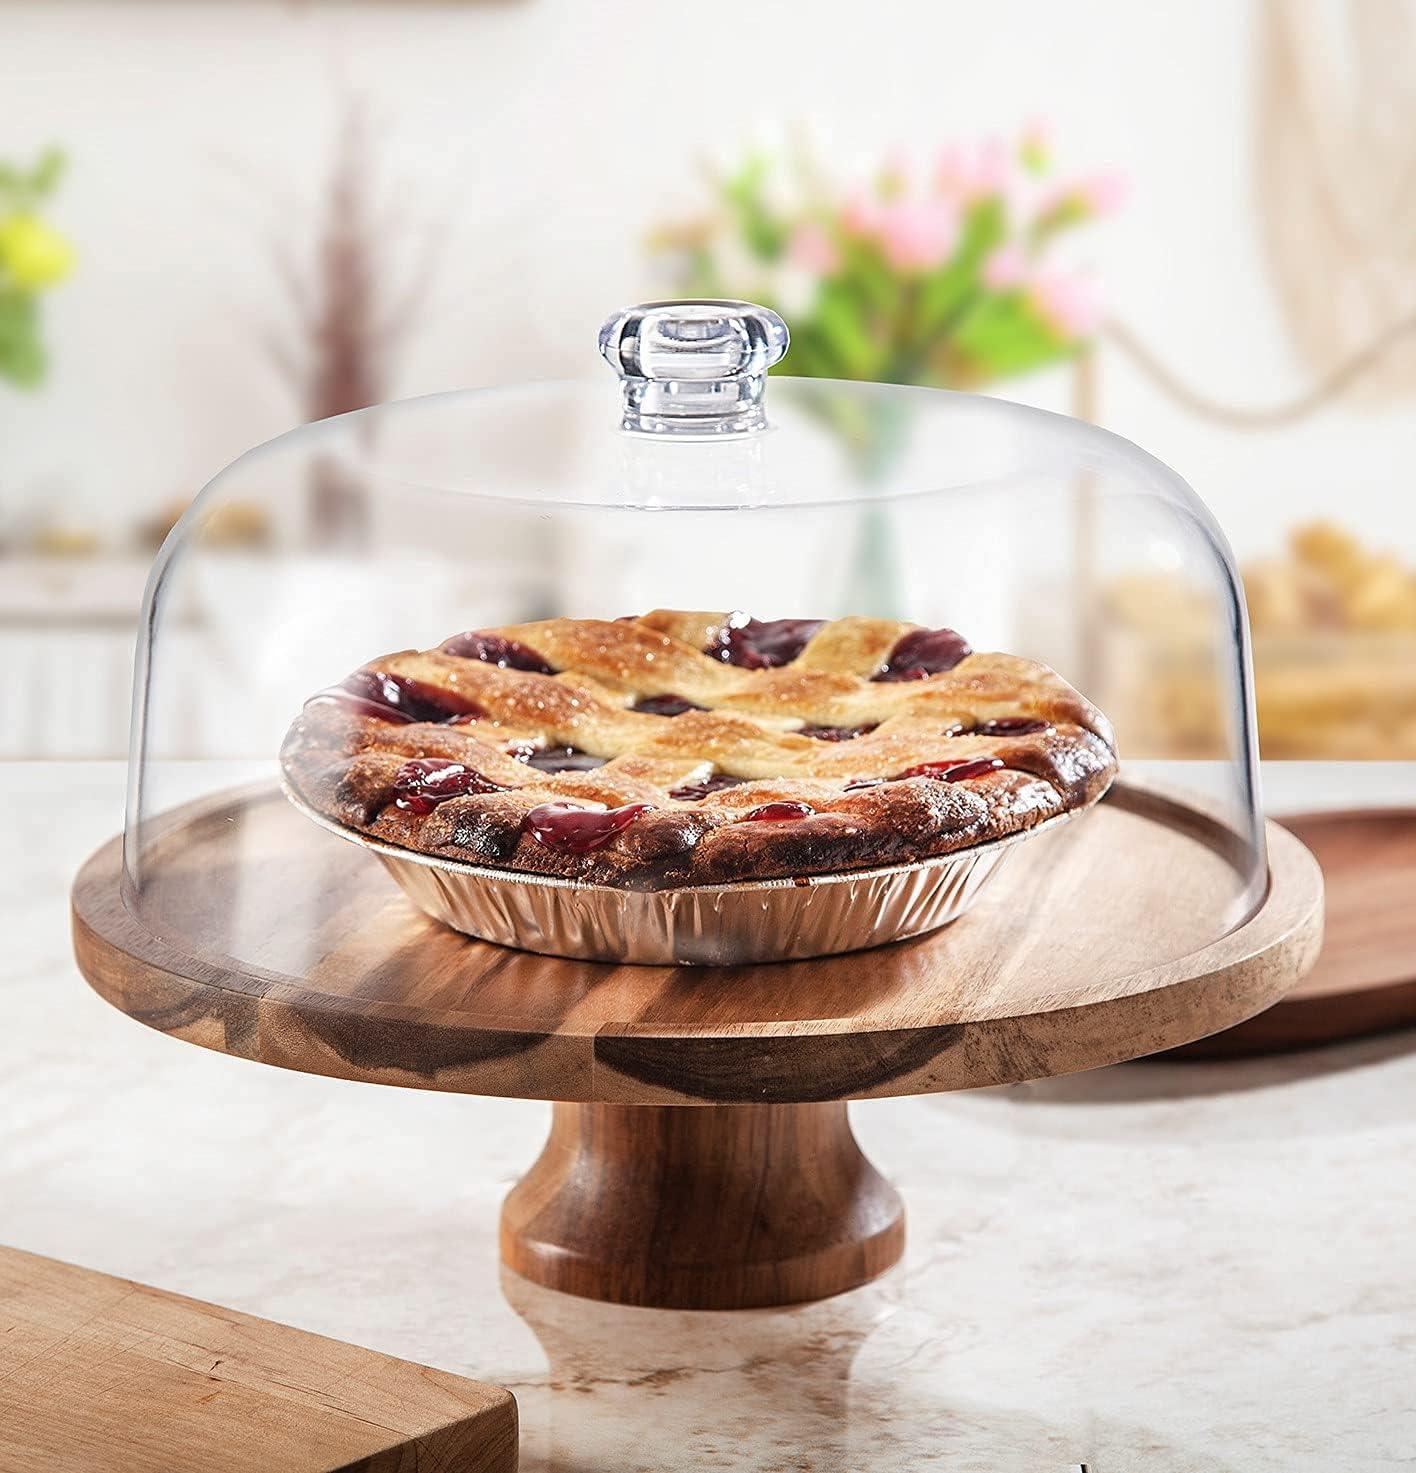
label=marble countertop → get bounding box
[4,762,1414,1472]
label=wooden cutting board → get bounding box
[1170,808,1416,1058]
[0,1247,517,1473]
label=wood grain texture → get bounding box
[1170,808,1416,1058]
[71,780,1323,1103]
[0,1246,517,1473]
[501,1102,905,1309]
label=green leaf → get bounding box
[952,298,1076,380]
[0,288,47,388]
[840,240,896,316]
[916,198,1006,337]
[812,279,884,379]
[721,153,788,262]
[28,147,66,197]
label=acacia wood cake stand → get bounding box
[72,779,1322,1311]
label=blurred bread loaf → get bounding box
[1102,522,1416,758]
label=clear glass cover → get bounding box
[124,304,1265,978]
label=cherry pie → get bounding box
[280,611,1118,888]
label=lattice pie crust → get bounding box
[280,611,1118,888]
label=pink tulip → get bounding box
[982,244,1028,290]
[934,144,966,196]
[970,136,1010,197]
[935,137,1011,201]
[1075,171,1128,214]
[875,197,960,272]
[791,221,840,275]
[1029,270,1101,337]
[842,190,884,237]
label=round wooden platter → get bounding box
[72,779,1322,1310]
[1168,808,1416,1059]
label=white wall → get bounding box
[2,0,1413,558]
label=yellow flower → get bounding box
[0,213,75,290]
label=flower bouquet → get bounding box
[650,128,1122,613]
[651,127,1121,392]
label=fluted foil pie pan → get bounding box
[285,784,1079,964]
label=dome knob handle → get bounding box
[598,299,789,437]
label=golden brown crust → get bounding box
[280,611,1118,888]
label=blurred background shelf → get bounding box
[0,557,152,758]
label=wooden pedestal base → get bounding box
[500,1103,906,1310]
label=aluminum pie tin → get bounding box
[285,785,1075,965]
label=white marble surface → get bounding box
[4,762,1415,1472]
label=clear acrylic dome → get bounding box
[123,301,1265,976]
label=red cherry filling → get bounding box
[391,758,508,814]
[669,774,744,802]
[442,631,555,674]
[633,694,706,717]
[711,615,825,670]
[503,741,606,773]
[846,755,1007,792]
[800,724,876,741]
[873,627,972,682]
[310,670,485,725]
[522,801,653,855]
[975,716,1052,736]
[742,801,816,822]
[896,757,1005,783]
